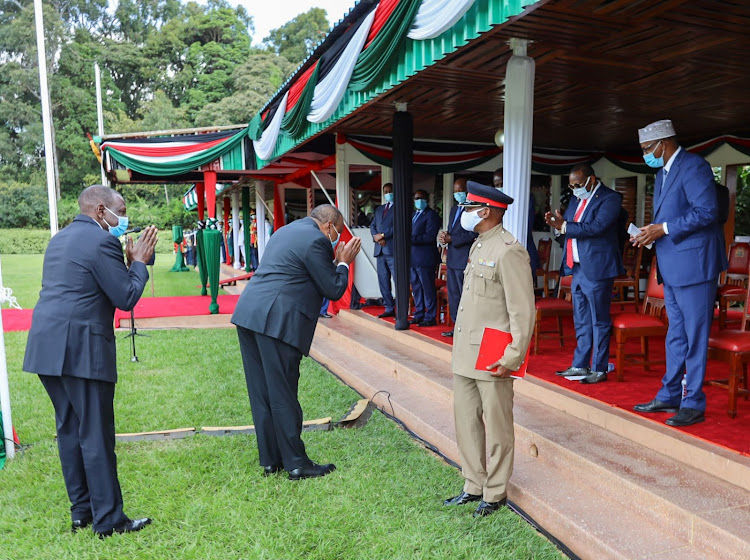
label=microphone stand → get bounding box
[124,309,148,362]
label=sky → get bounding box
[214,1,357,45]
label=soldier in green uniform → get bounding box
[443,181,536,517]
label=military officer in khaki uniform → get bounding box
[443,181,535,517]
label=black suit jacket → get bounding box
[446,205,478,269]
[231,217,349,355]
[369,203,394,257]
[23,215,149,383]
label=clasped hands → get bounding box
[630,224,665,247]
[437,230,451,244]
[372,233,386,247]
[335,237,362,265]
[126,225,158,264]
[544,210,564,231]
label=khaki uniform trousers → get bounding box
[453,374,514,502]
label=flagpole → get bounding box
[34,0,58,237]
[0,257,15,460]
[95,62,107,186]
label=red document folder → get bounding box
[474,328,531,379]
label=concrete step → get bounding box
[313,312,750,560]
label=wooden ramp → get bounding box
[311,309,750,560]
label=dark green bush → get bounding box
[0,229,52,254]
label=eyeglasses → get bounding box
[413,196,426,200]
[641,139,662,154]
[567,177,589,189]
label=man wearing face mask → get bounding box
[437,178,478,336]
[370,183,396,318]
[443,181,535,517]
[232,205,361,479]
[544,164,624,385]
[630,120,727,427]
[410,190,443,327]
[23,185,158,538]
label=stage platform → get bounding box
[311,308,750,560]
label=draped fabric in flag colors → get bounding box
[202,230,222,314]
[328,226,355,316]
[196,229,209,296]
[170,225,190,272]
[102,128,248,177]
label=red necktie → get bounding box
[383,203,389,217]
[566,199,589,268]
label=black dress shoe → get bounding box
[408,318,422,325]
[377,310,395,318]
[320,313,332,319]
[97,517,152,539]
[580,371,607,384]
[441,330,454,337]
[555,366,589,377]
[633,399,680,413]
[71,517,93,533]
[288,462,336,480]
[665,407,705,427]
[418,319,437,327]
[443,491,481,506]
[262,465,283,477]
[473,498,507,517]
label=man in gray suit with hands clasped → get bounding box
[232,204,361,480]
[24,185,158,538]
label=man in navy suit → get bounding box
[631,120,728,427]
[545,164,624,385]
[23,185,157,537]
[370,183,395,318]
[409,190,442,327]
[437,178,478,337]
[232,205,361,479]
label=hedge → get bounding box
[0,229,177,255]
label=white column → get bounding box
[255,181,268,261]
[636,174,647,225]
[0,256,14,459]
[231,189,241,269]
[336,134,351,225]
[442,173,455,229]
[502,38,535,242]
[380,165,392,186]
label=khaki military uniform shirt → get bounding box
[451,224,535,379]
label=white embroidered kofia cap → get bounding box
[638,119,676,143]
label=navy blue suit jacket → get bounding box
[23,215,149,383]
[231,217,349,355]
[562,184,624,281]
[411,206,442,268]
[446,205,478,269]
[652,149,727,287]
[369,202,394,257]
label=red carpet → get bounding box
[1,308,34,332]
[361,305,750,456]
[114,295,239,327]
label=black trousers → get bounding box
[39,375,127,533]
[236,327,309,470]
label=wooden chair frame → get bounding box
[612,245,644,312]
[536,238,559,298]
[533,274,573,354]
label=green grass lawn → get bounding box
[0,329,563,560]
[1,253,202,308]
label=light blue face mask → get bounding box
[328,223,340,249]
[571,177,592,200]
[105,207,129,237]
[453,191,467,204]
[384,192,394,203]
[643,140,664,168]
[414,199,427,211]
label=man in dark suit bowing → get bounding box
[631,119,727,427]
[545,164,624,385]
[410,190,442,327]
[370,182,395,318]
[232,205,361,479]
[23,185,157,538]
[437,178,478,337]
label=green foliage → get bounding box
[0,179,50,228]
[263,8,329,64]
[1,328,563,559]
[736,166,750,237]
[0,229,51,255]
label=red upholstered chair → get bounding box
[536,238,559,298]
[707,278,750,418]
[716,242,750,329]
[611,258,668,382]
[533,274,573,355]
[612,245,643,312]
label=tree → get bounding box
[263,8,328,65]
